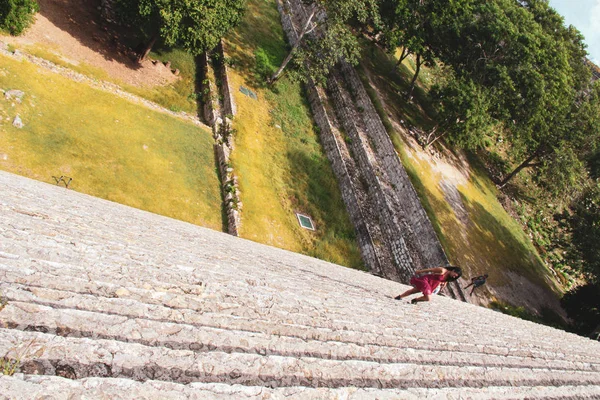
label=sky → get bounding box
[548,0,600,64]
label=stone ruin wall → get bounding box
[278,0,452,284]
[338,61,448,267]
[327,71,417,281]
[277,1,387,277]
[199,45,241,236]
[217,42,237,117]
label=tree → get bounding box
[568,184,600,281]
[0,0,38,35]
[561,283,600,336]
[391,0,600,190]
[428,75,496,149]
[114,0,246,60]
[377,0,439,97]
[269,0,379,84]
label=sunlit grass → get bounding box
[126,48,198,113]
[223,0,363,269]
[0,54,222,229]
[19,43,197,113]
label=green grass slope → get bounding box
[0,54,222,230]
[224,0,364,269]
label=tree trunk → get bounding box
[498,148,542,188]
[269,6,317,83]
[408,53,421,98]
[395,47,410,68]
[425,126,448,148]
[137,33,159,62]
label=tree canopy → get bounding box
[377,0,600,189]
[269,0,379,84]
[0,0,39,35]
[114,0,246,59]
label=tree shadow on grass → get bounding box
[284,147,364,270]
[35,0,142,70]
[359,43,437,130]
[224,0,288,91]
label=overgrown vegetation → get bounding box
[0,340,44,376]
[0,0,38,35]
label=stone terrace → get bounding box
[1,170,600,399]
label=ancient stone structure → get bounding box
[1,171,600,397]
[199,44,241,236]
[277,0,454,289]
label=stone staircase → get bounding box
[1,170,600,399]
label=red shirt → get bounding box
[410,273,446,296]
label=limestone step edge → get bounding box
[2,301,596,373]
[3,374,600,400]
[4,282,597,367]
[1,329,600,389]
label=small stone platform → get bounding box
[1,170,599,399]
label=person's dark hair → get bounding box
[444,266,462,282]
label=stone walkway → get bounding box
[1,170,600,398]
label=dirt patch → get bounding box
[0,0,176,88]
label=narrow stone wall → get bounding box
[277,0,391,278]
[217,41,237,117]
[199,53,219,127]
[199,49,242,236]
[304,80,386,277]
[339,62,448,268]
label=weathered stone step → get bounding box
[1,265,595,365]
[3,375,600,400]
[0,216,580,352]
[1,278,592,371]
[1,220,585,355]
[2,329,600,389]
[3,300,597,374]
[2,283,517,363]
[1,268,597,365]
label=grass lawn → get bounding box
[223,0,364,269]
[0,54,222,230]
[359,44,562,299]
[20,44,199,114]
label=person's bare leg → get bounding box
[411,294,431,303]
[395,287,419,300]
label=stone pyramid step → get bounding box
[3,298,597,374]
[3,374,600,399]
[3,269,598,371]
[2,170,600,396]
[2,329,600,389]
[2,262,598,365]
